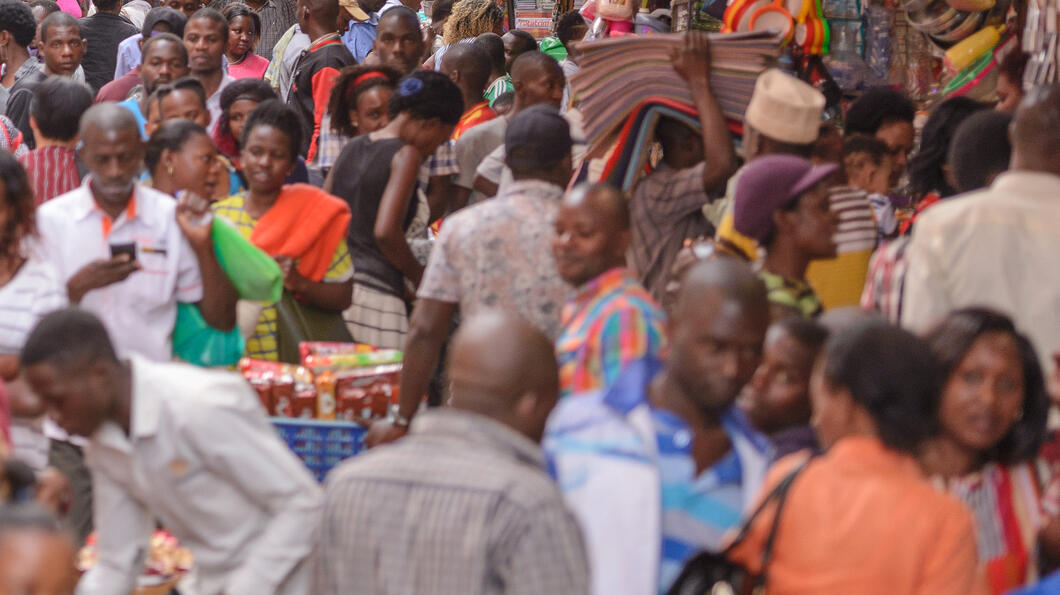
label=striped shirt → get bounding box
[932,462,1046,594]
[0,256,67,355]
[545,359,773,594]
[860,236,912,324]
[19,146,81,206]
[804,185,878,309]
[556,267,667,398]
[630,162,714,302]
[212,193,353,361]
[315,408,590,595]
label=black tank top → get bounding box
[331,135,418,297]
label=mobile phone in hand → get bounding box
[109,242,136,262]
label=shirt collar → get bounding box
[572,267,634,303]
[411,409,546,470]
[990,170,1060,197]
[497,179,564,201]
[307,32,344,51]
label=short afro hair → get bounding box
[843,88,916,136]
[31,76,92,142]
[556,10,586,47]
[947,110,1012,193]
[0,0,40,48]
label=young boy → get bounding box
[842,134,898,238]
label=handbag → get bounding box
[666,458,811,595]
[274,292,353,364]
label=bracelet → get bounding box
[393,412,412,429]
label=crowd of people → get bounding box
[0,0,1058,593]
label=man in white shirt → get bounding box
[33,102,237,550]
[22,308,322,595]
[35,103,236,361]
[902,85,1060,373]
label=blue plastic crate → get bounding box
[271,418,367,482]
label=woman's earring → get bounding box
[167,166,174,176]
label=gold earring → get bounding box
[167,166,174,176]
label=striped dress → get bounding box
[934,462,1048,594]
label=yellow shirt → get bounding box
[213,194,353,361]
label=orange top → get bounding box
[728,436,988,595]
[251,183,351,282]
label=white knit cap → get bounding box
[745,69,826,145]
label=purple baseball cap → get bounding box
[733,155,838,243]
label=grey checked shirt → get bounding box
[314,409,590,595]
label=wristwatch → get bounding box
[393,412,412,429]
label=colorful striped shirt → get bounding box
[19,146,80,206]
[212,193,353,361]
[556,267,666,398]
[451,101,496,141]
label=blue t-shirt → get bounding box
[117,97,147,139]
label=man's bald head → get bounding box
[1011,85,1060,175]
[79,103,140,139]
[554,183,630,286]
[299,0,339,31]
[441,41,492,97]
[675,258,769,318]
[511,50,562,83]
[563,183,629,230]
[510,51,565,110]
[447,311,559,442]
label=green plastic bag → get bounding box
[211,217,283,303]
[540,37,568,62]
[173,302,245,367]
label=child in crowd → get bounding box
[841,134,898,239]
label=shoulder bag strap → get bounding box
[753,457,812,589]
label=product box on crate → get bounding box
[271,417,366,482]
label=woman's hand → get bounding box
[175,191,215,253]
[275,256,309,294]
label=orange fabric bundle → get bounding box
[251,183,351,282]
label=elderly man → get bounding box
[316,311,589,594]
[22,309,321,595]
[553,183,666,398]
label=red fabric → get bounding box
[251,184,351,282]
[898,191,941,236]
[95,68,141,103]
[307,65,341,162]
[452,102,496,141]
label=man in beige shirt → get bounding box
[902,85,1060,373]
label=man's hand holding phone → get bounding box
[66,245,140,304]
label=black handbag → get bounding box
[274,292,353,364]
[667,458,811,595]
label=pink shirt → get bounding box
[57,0,81,17]
[227,54,270,80]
